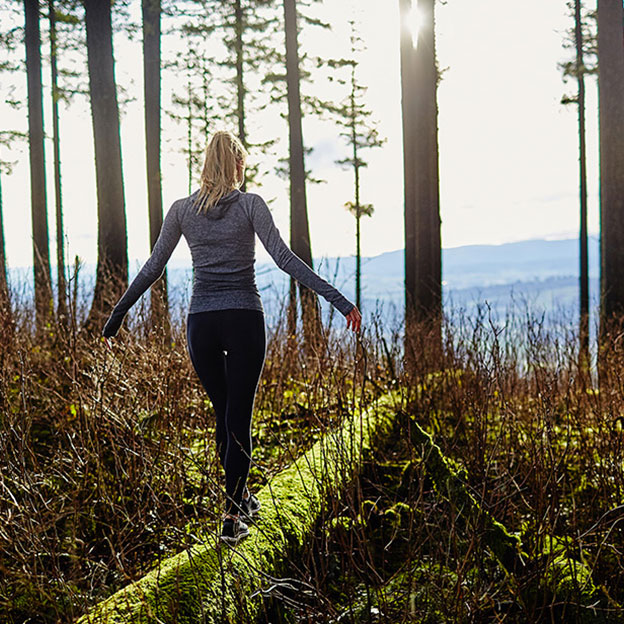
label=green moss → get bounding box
[384,501,414,529]
[531,533,599,614]
[409,414,620,617]
[328,515,356,533]
[76,391,402,624]
[407,415,523,572]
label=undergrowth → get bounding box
[1,276,623,623]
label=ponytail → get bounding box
[194,130,248,214]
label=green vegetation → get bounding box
[77,393,400,623]
[2,298,624,622]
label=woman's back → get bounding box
[177,189,262,313]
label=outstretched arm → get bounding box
[102,201,182,338]
[249,194,356,318]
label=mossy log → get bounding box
[76,391,402,624]
[406,413,523,571]
[405,412,616,618]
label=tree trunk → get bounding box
[356,210,361,311]
[283,0,322,355]
[0,168,13,418]
[353,103,361,312]
[575,0,589,372]
[142,0,170,341]
[186,71,193,195]
[234,0,247,191]
[49,0,68,327]
[24,0,52,333]
[0,169,11,325]
[399,0,442,374]
[597,0,624,341]
[83,0,128,335]
[202,57,210,143]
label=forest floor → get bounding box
[1,296,624,623]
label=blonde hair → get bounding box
[194,130,248,214]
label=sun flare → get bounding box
[405,5,424,48]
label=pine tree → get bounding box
[332,17,385,312]
[282,0,323,353]
[212,0,279,187]
[560,0,597,371]
[0,9,26,328]
[399,0,442,372]
[253,0,339,347]
[24,0,53,333]
[83,0,128,334]
[48,0,69,326]
[165,3,225,190]
[143,0,170,340]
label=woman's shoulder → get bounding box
[238,190,262,203]
[239,191,272,215]
[168,191,199,216]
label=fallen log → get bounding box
[76,391,402,624]
[405,411,620,619]
[405,412,523,571]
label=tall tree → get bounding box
[220,0,276,187]
[48,0,68,325]
[573,0,589,368]
[234,0,246,154]
[24,0,53,332]
[0,15,26,328]
[179,0,278,185]
[597,0,624,339]
[142,0,169,337]
[83,0,128,334]
[165,5,224,191]
[333,18,384,312]
[219,0,279,186]
[561,0,597,369]
[399,0,442,371]
[283,0,322,351]
[0,161,10,323]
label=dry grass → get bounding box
[282,300,623,623]
[0,273,388,623]
[1,275,623,623]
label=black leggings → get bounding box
[186,308,266,515]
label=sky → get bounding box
[0,0,598,272]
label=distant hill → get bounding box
[8,235,600,324]
[255,235,600,318]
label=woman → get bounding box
[102,130,361,545]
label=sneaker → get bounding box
[241,492,261,520]
[220,513,249,545]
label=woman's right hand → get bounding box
[346,306,362,333]
[102,310,125,339]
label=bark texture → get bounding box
[25,0,52,330]
[83,0,128,334]
[597,0,624,331]
[399,0,442,372]
[142,0,169,339]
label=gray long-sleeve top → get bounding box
[102,189,355,337]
